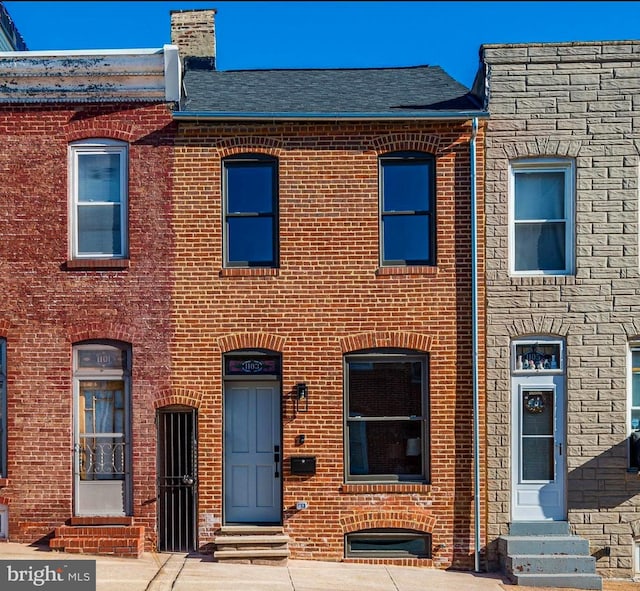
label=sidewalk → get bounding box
[0,542,509,591]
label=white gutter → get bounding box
[470,116,481,572]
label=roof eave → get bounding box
[172,110,490,121]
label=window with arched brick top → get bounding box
[345,349,429,483]
[222,153,278,268]
[69,139,129,260]
[379,151,435,267]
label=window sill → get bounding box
[64,259,130,271]
[219,268,279,278]
[341,483,429,494]
[376,266,437,277]
[0,478,7,488]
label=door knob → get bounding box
[182,474,194,485]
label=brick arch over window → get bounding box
[339,331,433,354]
[504,317,570,339]
[340,511,437,535]
[217,332,286,354]
[0,320,9,338]
[0,496,9,506]
[66,124,136,144]
[66,322,137,346]
[154,388,203,410]
[214,137,284,159]
[498,139,582,160]
[371,133,441,156]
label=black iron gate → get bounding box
[157,407,197,552]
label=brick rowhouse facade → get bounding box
[0,93,175,550]
[171,118,487,568]
[482,41,640,579]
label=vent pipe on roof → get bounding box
[170,8,216,71]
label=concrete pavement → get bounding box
[0,542,510,591]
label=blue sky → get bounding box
[4,1,640,87]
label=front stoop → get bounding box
[50,517,144,558]
[214,526,290,565]
[499,522,602,590]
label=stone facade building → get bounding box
[481,41,640,581]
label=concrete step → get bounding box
[219,525,284,535]
[510,572,602,590]
[214,526,289,565]
[214,534,289,546]
[507,553,597,575]
[509,521,570,536]
[499,535,590,556]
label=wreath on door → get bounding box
[524,393,546,414]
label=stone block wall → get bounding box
[482,41,640,578]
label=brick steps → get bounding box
[51,517,144,558]
[214,526,289,565]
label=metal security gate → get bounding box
[157,408,197,552]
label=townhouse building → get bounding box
[0,40,180,555]
[167,9,488,568]
[481,41,640,586]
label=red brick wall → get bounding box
[171,120,486,568]
[0,103,175,548]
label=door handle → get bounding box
[556,442,562,456]
[182,474,194,485]
[274,445,280,478]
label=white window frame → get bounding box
[69,139,128,259]
[509,159,574,276]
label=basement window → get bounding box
[345,528,431,559]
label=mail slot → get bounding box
[290,456,316,476]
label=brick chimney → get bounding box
[170,8,216,70]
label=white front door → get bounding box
[224,381,281,523]
[512,376,566,521]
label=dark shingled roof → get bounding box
[178,65,485,119]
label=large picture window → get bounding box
[345,351,428,482]
[510,159,574,275]
[223,154,278,267]
[69,140,128,259]
[379,151,435,266]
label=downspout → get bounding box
[470,116,481,573]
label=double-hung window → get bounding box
[69,140,128,259]
[510,160,574,275]
[0,339,5,477]
[345,351,428,482]
[630,347,640,468]
[379,152,435,266]
[223,154,278,268]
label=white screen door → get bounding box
[512,377,566,521]
[224,382,281,523]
